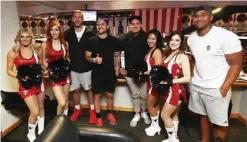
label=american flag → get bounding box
[131,8,182,33]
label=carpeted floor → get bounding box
[2,108,247,142]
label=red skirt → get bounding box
[163,84,187,106]
[147,78,159,97]
[49,76,71,88]
[18,80,46,99]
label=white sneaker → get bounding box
[141,112,151,124]
[130,114,140,127]
[162,137,179,142]
[27,134,36,142]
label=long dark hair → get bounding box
[147,29,163,51]
[164,31,185,57]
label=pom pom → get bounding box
[132,61,148,80]
[31,64,43,85]
[17,64,43,89]
[150,65,173,93]
[48,58,70,81]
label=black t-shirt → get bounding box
[119,30,149,78]
[86,35,121,77]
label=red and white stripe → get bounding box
[131,8,182,33]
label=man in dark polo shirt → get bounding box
[120,15,150,127]
[64,10,96,123]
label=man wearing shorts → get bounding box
[64,10,96,123]
[187,5,243,142]
[85,18,121,126]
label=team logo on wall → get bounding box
[206,45,211,50]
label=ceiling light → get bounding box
[212,7,223,14]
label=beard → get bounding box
[74,22,82,28]
[131,29,141,35]
[98,30,107,35]
[195,22,211,31]
[196,26,205,31]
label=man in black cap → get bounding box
[187,5,242,142]
[120,15,150,127]
[85,18,121,127]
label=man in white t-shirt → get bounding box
[187,5,243,142]
[64,10,96,123]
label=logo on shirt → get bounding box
[206,45,211,50]
[23,90,28,95]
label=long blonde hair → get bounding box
[12,28,39,54]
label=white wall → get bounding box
[77,84,133,109]
[1,1,21,131]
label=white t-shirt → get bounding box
[187,26,242,88]
[75,26,85,42]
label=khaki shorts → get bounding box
[188,83,231,126]
[70,70,92,91]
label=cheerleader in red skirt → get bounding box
[144,29,163,136]
[7,29,46,142]
[161,31,191,142]
[41,20,71,116]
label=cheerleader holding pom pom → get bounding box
[160,31,191,142]
[41,20,71,116]
[7,29,46,142]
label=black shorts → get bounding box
[92,74,117,94]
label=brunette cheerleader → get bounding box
[144,29,163,136]
[161,31,191,142]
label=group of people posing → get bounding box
[7,5,243,142]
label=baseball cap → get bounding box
[195,5,213,14]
